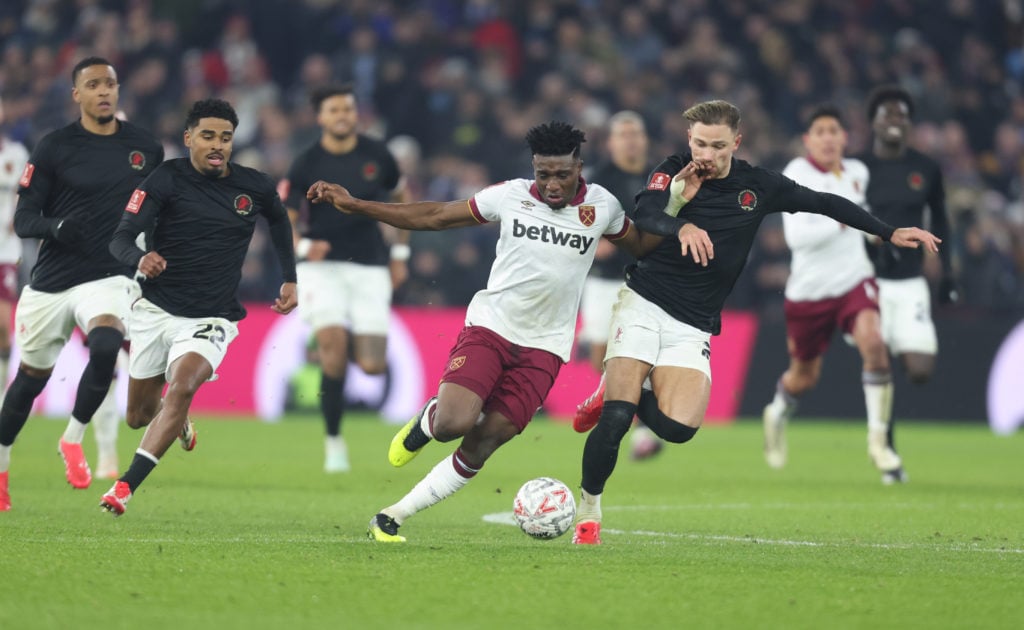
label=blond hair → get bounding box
[683,100,741,133]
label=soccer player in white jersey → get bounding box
[762,105,903,484]
[306,121,660,542]
[0,99,29,404]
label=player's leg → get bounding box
[388,326,502,467]
[764,298,837,468]
[850,307,902,482]
[1,287,75,499]
[372,342,557,541]
[65,315,124,457]
[900,352,935,385]
[315,325,351,472]
[92,351,126,479]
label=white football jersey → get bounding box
[467,178,630,361]
[0,137,29,263]
[782,156,874,301]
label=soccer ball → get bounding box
[512,477,576,540]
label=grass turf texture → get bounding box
[1,414,1021,630]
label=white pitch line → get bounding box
[482,512,1024,554]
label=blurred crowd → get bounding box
[2,0,1023,315]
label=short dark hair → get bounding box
[525,121,586,158]
[867,84,914,121]
[806,104,844,130]
[71,56,114,85]
[310,84,356,112]
[185,98,239,130]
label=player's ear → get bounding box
[183,128,192,149]
[71,86,81,104]
[733,133,743,151]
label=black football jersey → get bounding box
[15,120,163,292]
[110,158,296,321]
[860,148,950,279]
[282,136,400,266]
[588,160,650,280]
[629,153,896,335]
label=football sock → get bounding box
[403,399,437,451]
[863,370,893,434]
[72,327,124,424]
[320,373,345,437]
[62,417,88,443]
[384,447,480,524]
[581,400,636,496]
[576,488,602,522]
[766,377,798,420]
[0,352,9,396]
[0,370,49,447]
[0,444,10,473]
[121,449,159,492]
[93,382,119,458]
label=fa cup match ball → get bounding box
[512,477,576,540]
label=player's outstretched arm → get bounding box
[306,181,477,231]
[889,227,941,252]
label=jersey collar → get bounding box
[806,154,842,174]
[528,176,589,207]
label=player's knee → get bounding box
[431,409,479,442]
[86,327,125,370]
[597,400,636,441]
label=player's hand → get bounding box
[890,227,941,252]
[51,218,87,245]
[678,223,714,267]
[306,181,355,213]
[938,276,960,305]
[137,251,167,279]
[273,282,298,314]
[677,160,709,197]
[389,259,409,289]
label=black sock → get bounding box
[581,400,636,495]
[0,370,50,446]
[120,451,158,492]
[72,327,124,422]
[320,373,345,437]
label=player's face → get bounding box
[687,122,741,179]
[185,117,235,178]
[72,64,119,125]
[608,120,648,166]
[873,99,911,148]
[803,116,846,170]
[318,94,358,140]
[532,154,582,209]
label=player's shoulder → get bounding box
[0,137,29,159]
[782,156,811,178]
[842,157,869,178]
[118,120,161,147]
[356,134,394,157]
[229,161,277,193]
[905,147,941,170]
[31,123,77,155]
[582,182,619,205]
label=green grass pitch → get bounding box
[1,413,1021,629]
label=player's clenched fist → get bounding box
[137,251,167,279]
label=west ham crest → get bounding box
[578,205,595,227]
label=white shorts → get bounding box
[878,277,938,355]
[296,261,391,335]
[604,286,713,382]
[579,277,623,345]
[128,298,239,380]
[15,275,139,369]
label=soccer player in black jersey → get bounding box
[99,99,297,516]
[280,84,409,473]
[578,111,664,461]
[571,100,941,545]
[0,57,163,511]
[861,85,956,385]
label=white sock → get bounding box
[863,371,893,434]
[62,417,88,443]
[766,378,798,420]
[137,448,160,465]
[384,450,479,524]
[418,399,437,439]
[93,384,119,460]
[0,444,11,473]
[577,489,602,522]
[0,356,9,397]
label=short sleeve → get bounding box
[468,180,511,223]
